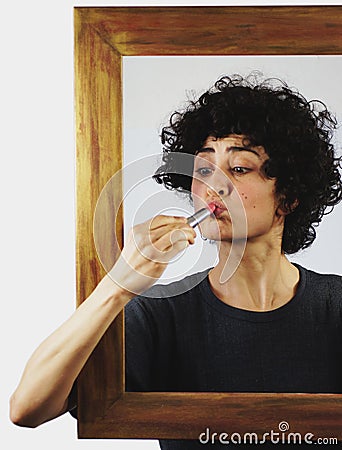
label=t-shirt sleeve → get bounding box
[68,380,78,419]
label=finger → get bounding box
[148,222,196,242]
[163,237,190,259]
[130,224,196,265]
[155,228,195,253]
[130,222,195,253]
[148,214,187,231]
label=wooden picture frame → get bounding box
[74,6,342,441]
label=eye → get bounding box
[194,167,213,177]
[232,166,251,174]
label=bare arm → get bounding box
[9,276,133,428]
[10,215,195,428]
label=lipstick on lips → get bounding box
[209,200,227,217]
[186,203,216,228]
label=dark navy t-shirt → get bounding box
[124,264,342,448]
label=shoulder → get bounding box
[298,264,342,308]
[143,267,211,298]
[125,268,211,319]
[302,264,342,288]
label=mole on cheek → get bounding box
[253,205,256,208]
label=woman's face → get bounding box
[191,134,284,243]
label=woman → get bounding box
[10,75,342,448]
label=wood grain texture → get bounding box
[76,6,342,55]
[74,5,342,440]
[81,392,342,440]
[74,10,124,428]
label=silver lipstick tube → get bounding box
[186,207,212,228]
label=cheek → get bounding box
[191,179,206,198]
[238,189,257,208]
[191,180,208,210]
[239,186,277,214]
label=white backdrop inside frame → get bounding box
[123,56,342,277]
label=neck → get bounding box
[209,239,300,311]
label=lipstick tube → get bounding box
[186,208,212,228]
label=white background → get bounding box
[2,2,342,450]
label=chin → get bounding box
[201,230,232,242]
[200,220,232,240]
[202,227,249,243]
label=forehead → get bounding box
[198,134,268,160]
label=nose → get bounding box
[206,171,233,198]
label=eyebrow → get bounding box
[196,145,261,158]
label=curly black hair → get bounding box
[153,73,342,254]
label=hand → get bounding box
[108,215,196,296]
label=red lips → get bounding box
[207,200,227,216]
[207,203,216,213]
